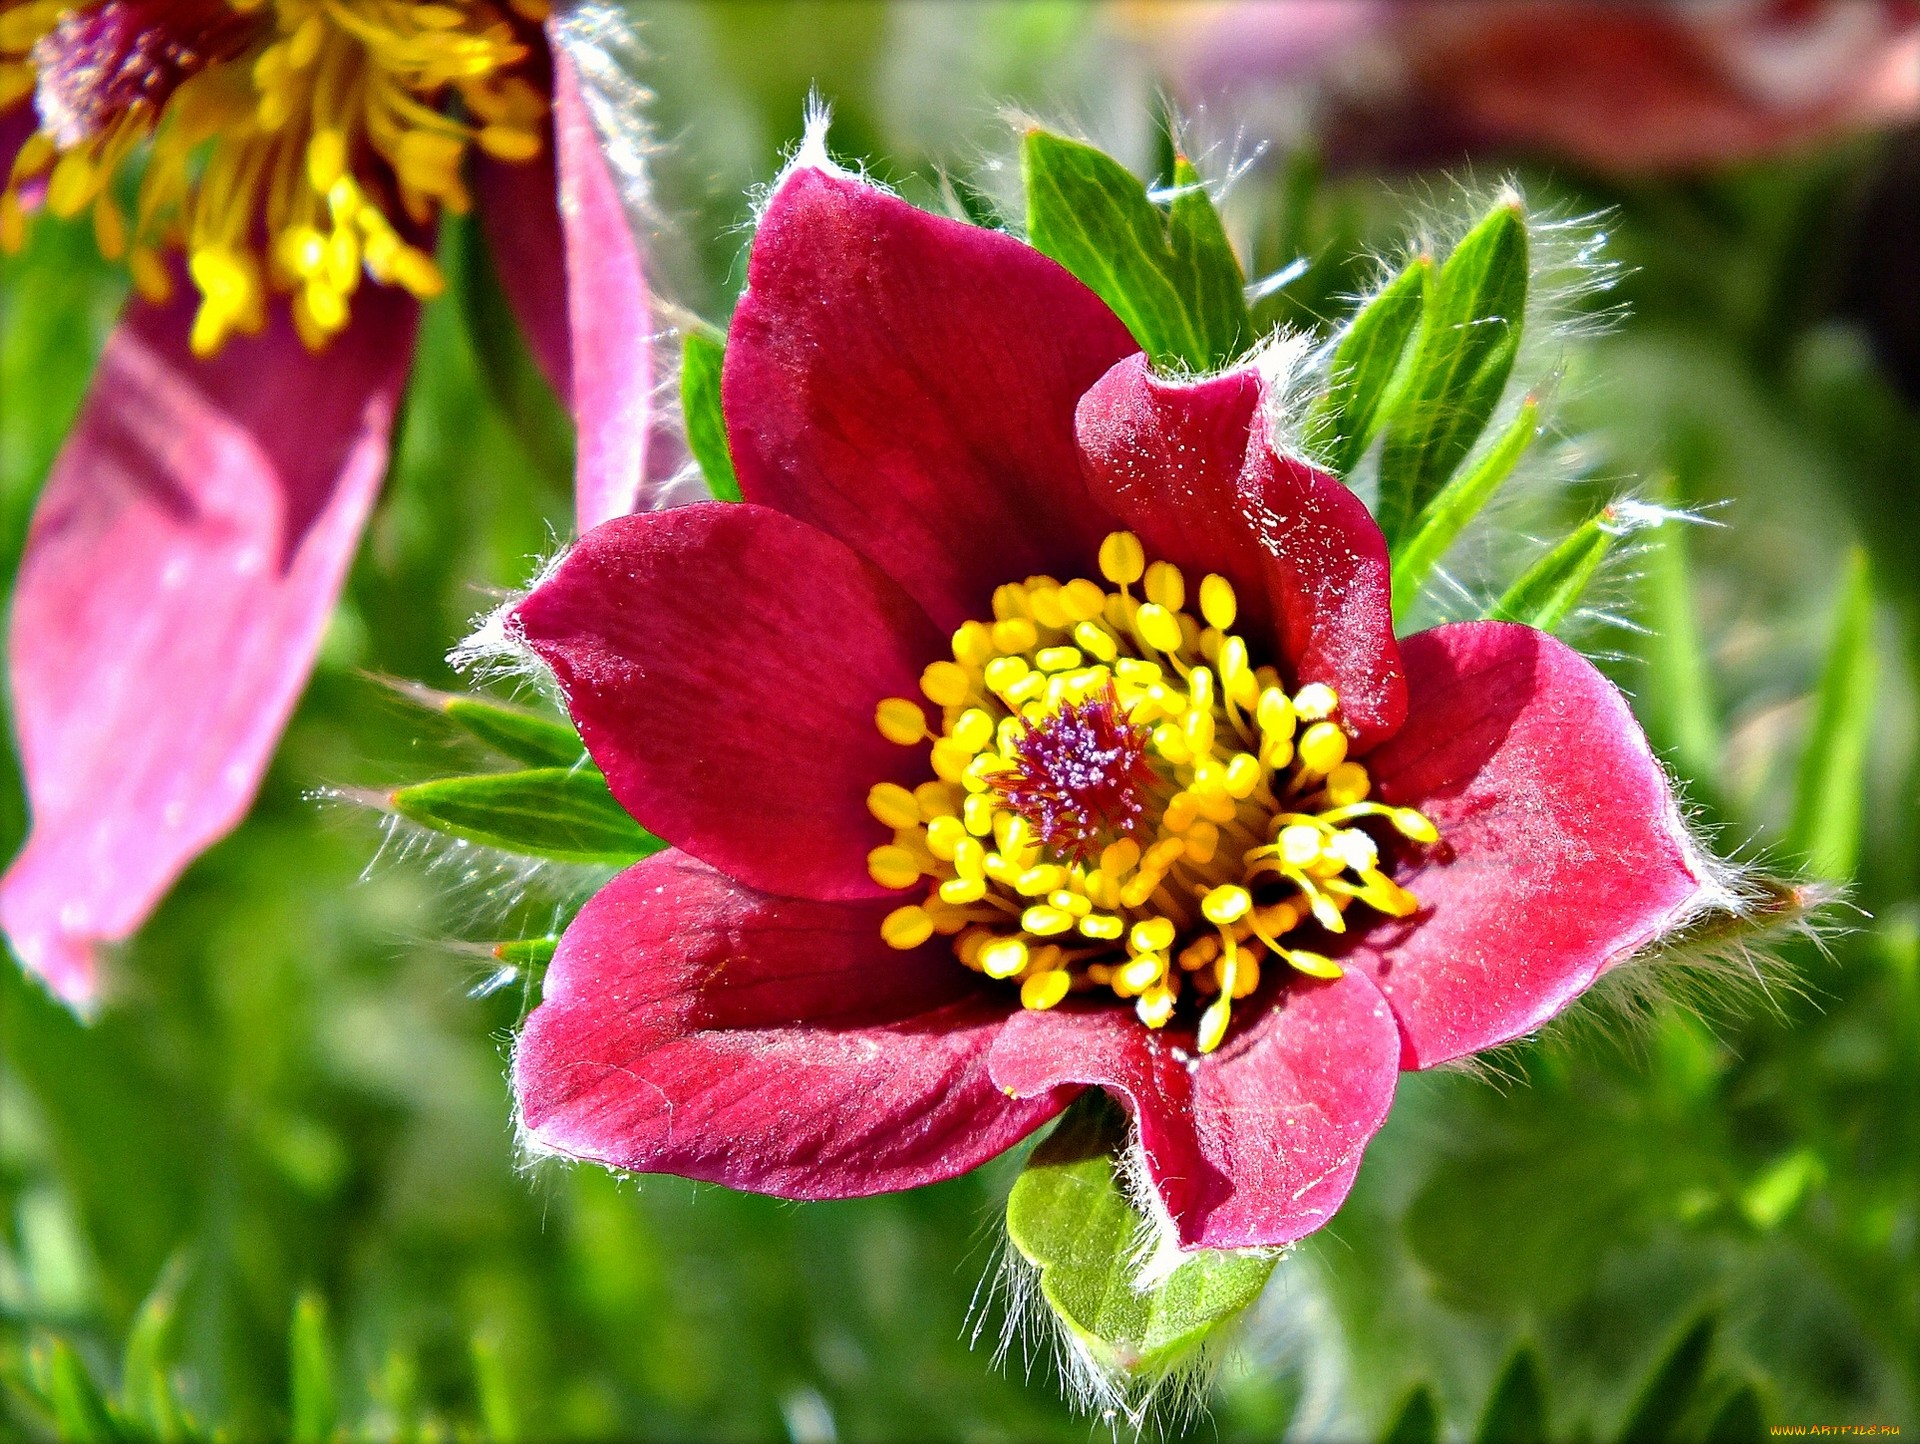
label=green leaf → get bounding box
[1004,1092,1274,1384]
[1474,1348,1548,1444]
[1703,1380,1767,1443]
[491,936,558,971]
[1376,198,1529,543]
[121,1254,192,1440]
[1023,129,1250,371]
[469,1332,519,1444]
[44,1339,123,1443]
[681,324,741,503]
[441,695,586,770]
[1615,1314,1716,1444]
[1311,256,1429,478]
[1638,491,1723,790]
[1486,505,1621,632]
[1390,396,1539,619]
[390,767,663,865]
[1381,1385,1441,1444]
[289,1292,336,1444]
[1786,549,1877,881]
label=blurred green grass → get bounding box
[2,3,1916,1439]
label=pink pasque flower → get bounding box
[507,151,1713,1250]
[0,4,665,1010]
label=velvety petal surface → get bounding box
[1075,354,1406,747]
[1347,621,1709,1068]
[516,850,1068,1195]
[722,162,1141,631]
[512,502,945,902]
[989,969,1402,1249]
[0,285,417,1009]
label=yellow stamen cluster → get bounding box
[2,0,549,354]
[869,530,1439,1054]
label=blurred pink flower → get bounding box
[0,9,659,1011]
[1132,0,1920,172]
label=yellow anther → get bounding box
[876,697,927,744]
[1135,603,1182,653]
[1152,724,1194,767]
[1179,934,1221,971]
[1143,559,1185,612]
[1059,578,1106,621]
[1083,869,1123,910]
[1028,587,1069,629]
[1136,986,1177,1029]
[1102,838,1142,877]
[1197,997,1232,1054]
[1257,687,1296,738]
[867,783,920,830]
[983,656,1030,696]
[1226,955,1262,998]
[1199,574,1238,631]
[992,582,1031,620]
[1183,708,1216,758]
[1099,531,1146,585]
[1294,683,1339,720]
[1145,838,1187,872]
[1325,761,1371,806]
[1188,666,1214,712]
[921,661,971,707]
[953,620,994,667]
[1328,829,1379,872]
[1298,720,1348,775]
[1201,885,1253,925]
[1192,787,1238,825]
[1392,808,1440,844]
[867,846,921,890]
[1078,913,1125,941]
[1184,820,1220,865]
[1016,865,1068,897]
[1119,954,1166,993]
[881,905,934,950]
[925,814,966,860]
[939,876,988,905]
[1021,968,1072,1010]
[980,938,1029,979]
[1225,752,1264,799]
[1048,889,1092,919]
[1115,657,1163,686]
[962,791,996,837]
[1130,917,1176,953]
[1279,823,1324,866]
[1035,646,1082,673]
[952,708,994,752]
[915,782,956,818]
[952,838,986,880]
[1022,906,1074,937]
[992,617,1038,653]
[1285,949,1344,979]
[929,740,969,783]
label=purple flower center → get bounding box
[31,0,258,148]
[990,687,1159,861]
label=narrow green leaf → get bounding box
[442,696,585,769]
[1786,549,1877,881]
[1474,1347,1549,1444]
[1702,1380,1766,1443]
[469,1333,519,1444]
[1382,1385,1441,1444]
[1638,493,1722,790]
[491,936,558,971]
[681,325,741,503]
[391,767,662,865]
[1390,396,1539,618]
[1376,199,1529,542]
[1614,1314,1716,1444]
[1004,1092,1274,1384]
[1486,506,1620,632]
[1312,256,1429,477]
[121,1254,191,1440]
[289,1292,336,1444]
[45,1339,123,1443]
[1023,129,1248,371]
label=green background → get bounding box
[2,3,1914,1438]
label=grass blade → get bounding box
[1786,548,1877,881]
[290,1292,336,1444]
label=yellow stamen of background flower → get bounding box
[1,0,549,354]
[868,531,1441,1052]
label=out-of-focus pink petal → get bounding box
[989,969,1402,1249]
[471,111,572,405]
[0,285,417,1010]
[516,850,1068,1195]
[1345,622,1710,1068]
[723,163,1140,631]
[511,502,945,903]
[1075,354,1406,747]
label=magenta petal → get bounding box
[0,286,417,1010]
[989,970,1402,1249]
[722,163,1141,630]
[512,502,946,902]
[472,109,572,404]
[516,851,1067,1195]
[1074,354,1406,746]
[1347,622,1710,1068]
